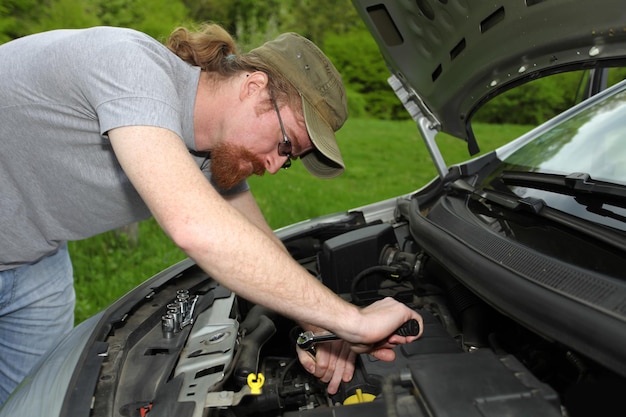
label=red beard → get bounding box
[209,143,266,190]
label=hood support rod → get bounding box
[388,74,448,179]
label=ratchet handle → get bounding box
[394,319,420,337]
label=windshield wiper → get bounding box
[500,171,626,202]
[450,177,626,252]
[451,178,545,213]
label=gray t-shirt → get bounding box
[0,27,248,269]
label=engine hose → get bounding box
[426,260,491,348]
[239,304,278,333]
[233,314,277,387]
[350,265,402,305]
[382,373,401,417]
[447,282,490,348]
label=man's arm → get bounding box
[224,190,286,251]
[107,126,422,349]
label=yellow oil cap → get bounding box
[343,388,376,405]
[247,373,265,395]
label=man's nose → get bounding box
[265,154,289,174]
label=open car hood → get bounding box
[351,0,626,157]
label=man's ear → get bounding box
[240,71,269,101]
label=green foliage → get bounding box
[181,0,229,25]
[27,0,100,33]
[476,69,626,126]
[180,0,283,50]
[324,28,406,120]
[475,72,579,125]
[345,86,368,119]
[0,0,40,41]
[25,0,189,40]
[280,0,362,46]
[127,0,189,40]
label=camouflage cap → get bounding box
[251,33,348,178]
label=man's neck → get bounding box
[193,72,238,152]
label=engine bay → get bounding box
[89,210,622,417]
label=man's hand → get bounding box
[296,337,356,395]
[340,297,423,356]
[296,297,423,394]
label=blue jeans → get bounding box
[0,244,75,405]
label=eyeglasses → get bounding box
[273,101,293,169]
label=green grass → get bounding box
[70,119,531,323]
[69,221,185,323]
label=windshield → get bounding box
[480,83,626,232]
[501,87,626,185]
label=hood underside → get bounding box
[352,0,626,152]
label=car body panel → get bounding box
[0,313,103,417]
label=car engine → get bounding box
[89,211,621,417]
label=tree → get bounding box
[325,27,407,120]
[180,0,282,50]
[97,0,188,40]
[280,0,362,46]
[475,71,605,125]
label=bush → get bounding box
[475,72,580,125]
[345,86,368,118]
[475,69,626,126]
[324,28,408,120]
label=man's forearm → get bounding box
[182,204,361,337]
